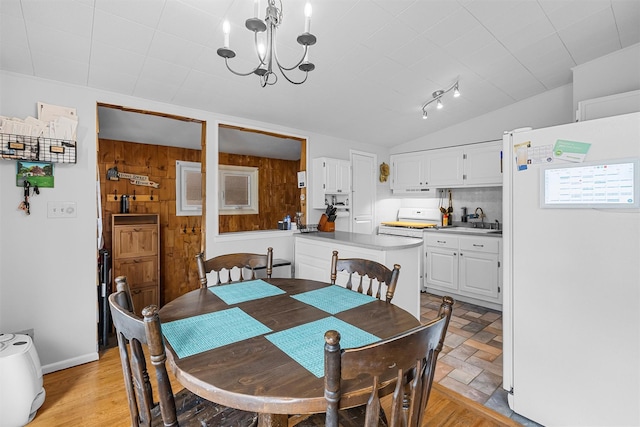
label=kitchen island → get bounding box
[294,231,423,319]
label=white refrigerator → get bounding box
[502,112,640,426]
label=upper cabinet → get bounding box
[390,141,502,192]
[462,141,503,186]
[312,157,351,208]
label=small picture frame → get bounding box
[16,161,54,188]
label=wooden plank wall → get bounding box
[218,152,301,233]
[98,139,202,306]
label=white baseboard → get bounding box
[42,352,99,374]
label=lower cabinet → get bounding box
[112,214,160,316]
[425,233,502,310]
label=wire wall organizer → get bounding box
[1,133,77,164]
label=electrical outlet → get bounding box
[47,201,77,218]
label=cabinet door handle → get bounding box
[473,244,484,248]
[436,240,446,244]
[459,252,463,256]
[453,252,457,256]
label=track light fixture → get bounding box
[217,0,317,87]
[421,81,460,119]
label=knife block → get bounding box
[318,214,335,232]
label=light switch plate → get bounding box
[47,201,77,218]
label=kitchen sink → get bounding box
[439,227,501,234]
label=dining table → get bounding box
[158,277,421,427]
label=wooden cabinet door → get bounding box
[130,285,158,316]
[114,257,158,288]
[113,225,158,258]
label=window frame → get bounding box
[219,164,259,215]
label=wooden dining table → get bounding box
[158,277,421,427]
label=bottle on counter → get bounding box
[285,215,291,230]
[442,213,449,227]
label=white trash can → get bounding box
[0,333,46,427]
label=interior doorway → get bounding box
[96,104,206,316]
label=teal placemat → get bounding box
[265,317,379,378]
[291,285,377,314]
[209,279,286,305]
[162,307,271,358]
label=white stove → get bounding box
[378,208,441,238]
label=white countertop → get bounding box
[295,231,423,250]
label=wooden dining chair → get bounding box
[330,250,401,303]
[297,295,454,427]
[108,276,259,427]
[196,247,273,287]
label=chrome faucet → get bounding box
[474,207,485,228]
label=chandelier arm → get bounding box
[276,66,309,85]
[224,59,263,77]
[272,42,307,71]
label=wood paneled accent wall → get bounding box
[218,152,300,233]
[98,139,202,306]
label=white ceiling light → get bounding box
[421,80,460,118]
[217,0,317,87]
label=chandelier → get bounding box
[217,0,317,87]
[421,80,460,119]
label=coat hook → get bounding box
[150,190,154,201]
[114,190,118,200]
[192,226,196,234]
[132,190,136,201]
[183,225,187,234]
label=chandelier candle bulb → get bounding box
[223,20,230,48]
[304,3,312,33]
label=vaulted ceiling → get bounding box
[1,0,638,148]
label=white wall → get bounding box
[392,84,574,154]
[572,43,640,112]
[0,71,381,372]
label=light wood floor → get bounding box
[29,346,520,426]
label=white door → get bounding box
[350,151,375,234]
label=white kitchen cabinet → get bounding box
[312,157,350,209]
[463,141,502,186]
[390,142,502,192]
[426,147,464,187]
[390,149,463,192]
[425,232,501,309]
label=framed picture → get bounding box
[16,161,54,188]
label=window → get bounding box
[176,160,202,216]
[219,165,259,215]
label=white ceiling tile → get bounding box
[457,40,511,79]
[423,8,481,48]
[146,31,205,66]
[385,33,442,68]
[538,0,611,31]
[179,0,232,18]
[0,0,24,18]
[157,0,218,46]
[361,18,419,54]
[371,0,416,17]
[462,0,525,25]
[612,0,640,47]
[138,56,191,87]
[95,0,165,28]
[558,8,621,63]
[92,10,155,55]
[444,25,495,60]
[133,77,181,103]
[1,12,29,49]
[396,1,461,33]
[32,52,89,85]
[88,67,138,94]
[25,22,91,63]
[90,41,147,76]
[20,0,93,37]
